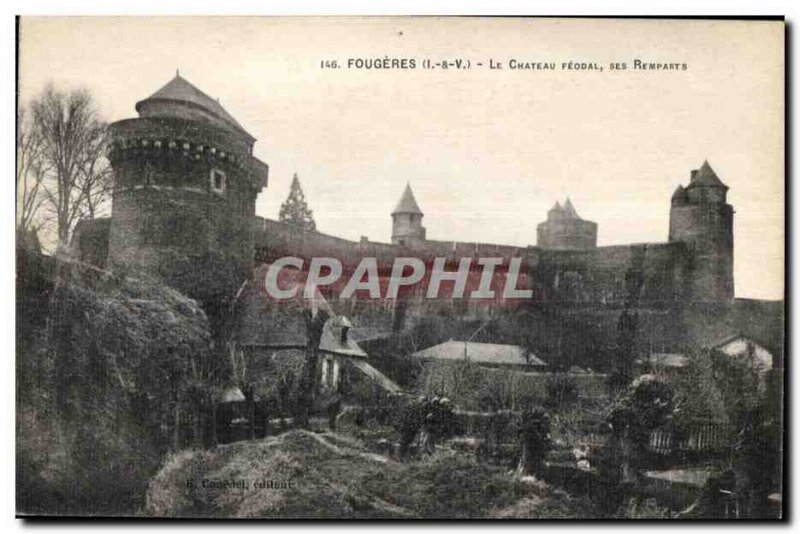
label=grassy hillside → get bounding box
[145,429,590,519]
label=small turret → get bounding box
[562,198,579,218]
[537,197,597,250]
[671,185,688,206]
[548,201,563,218]
[391,183,426,247]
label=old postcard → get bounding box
[16,16,785,519]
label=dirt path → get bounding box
[296,430,416,517]
[299,429,391,464]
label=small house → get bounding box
[411,340,547,370]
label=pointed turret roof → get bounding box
[392,183,423,215]
[562,198,581,219]
[688,160,728,190]
[549,201,563,212]
[136,73,253,140]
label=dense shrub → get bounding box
[710,348,764,426]
[17,258,217,515]
[545,373,579,408]
[668,349,729,427]
[621,497,671,519]
[516,407,552,477]
[241,348,305,419]
[395,396,458,458]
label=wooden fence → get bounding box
[455,409,730,460]
[649,421,730,455]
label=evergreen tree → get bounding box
[279,173,316,231]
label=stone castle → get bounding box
[74,74,736,305]
[70,74,772,366]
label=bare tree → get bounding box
[31,84,111,246]
[16,107,48,234]
[75,129,113,221]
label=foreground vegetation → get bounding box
[145,428,592,519]
[16,232,781,518]
[16,235,218,515]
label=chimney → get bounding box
[334,316,353,344]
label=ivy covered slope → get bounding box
[17,234,219,516]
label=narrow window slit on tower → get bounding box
[210,168,226,193]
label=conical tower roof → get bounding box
[549,201,563,212]
[136,73,253,140]
[688,160,728,189]
[392,183,423,215]
[562,198,581,219]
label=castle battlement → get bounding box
[71,74,734,312]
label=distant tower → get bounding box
[669,160,734,302]
[106,74,269,307]
[537,198,597,250]
[391,183,426,247]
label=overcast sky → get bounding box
[19,17,784,299]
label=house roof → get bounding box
[319,316,367,358]
[635,353,689,368]
[688,160,728,190]
[644,467,717,488]
[411,340,546,367]
[392,183,423,215]
[696,330,767,353]
[136,74,254,140]
[220,386,246,403]
[709,332,748,349]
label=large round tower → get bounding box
[668,160,734,302]
[106,74,269,307]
